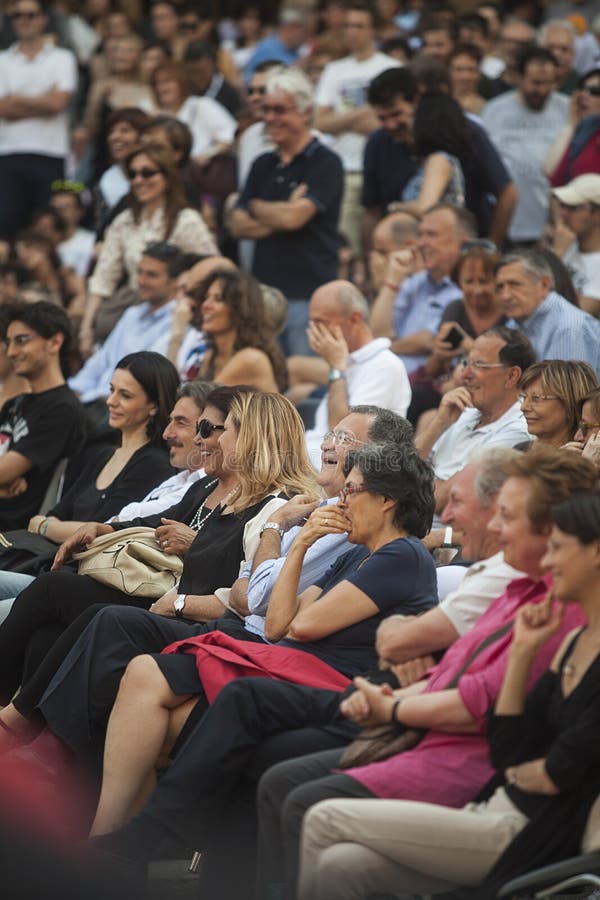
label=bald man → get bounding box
[304,279,411,467]
[369,212,421,293]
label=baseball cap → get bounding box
[552,174,600,206]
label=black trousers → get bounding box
[97,677,358,900]
[256,748,374,898]
[0,153,64,239]
[0,570,145,704]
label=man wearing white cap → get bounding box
[552,173,600,316]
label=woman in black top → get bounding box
[293,491,600,900]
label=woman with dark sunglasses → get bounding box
[0,389,316,725]
[80,141,217,358]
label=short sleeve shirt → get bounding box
[237,138,343,298]
[0,385,85,529]
[280,536,438,677]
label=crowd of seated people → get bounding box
[1,0,600,897]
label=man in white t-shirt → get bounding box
[315,1,398,253]
[304,279,411,468]
[552,174,600,316]
[482,47,568,242]
[0,0,77,238]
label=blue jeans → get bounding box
[0,571,34,601]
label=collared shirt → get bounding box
[69,301,176,403]
[393,271,463,374]
[242,497,350,638]
[507,290,600,376]
[431,399,530,482]
[305,337,412,469]
[0,40,77,157]
[440,551,524,637]
[113,468,204,522]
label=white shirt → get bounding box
[305,337,412,469]
[563,243,600,303]
[176,95,236,159]
[237,120,274,187]
[98,164,129,209]
[315,52,399,172]
[440,552,524,636]
[431,400,530,482]
[0,40,77,157]
[113,468,205,522]
[58,227,95,277]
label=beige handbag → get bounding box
[73,527,183,598]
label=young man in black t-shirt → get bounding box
[0,301,85,529]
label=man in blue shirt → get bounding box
[244,8,308,81]
[496,248,600,375]
[69,243,185,408]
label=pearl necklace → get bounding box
[189,479,219,532]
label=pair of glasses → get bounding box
[581,85,600,97]
[262,103,295,116]
[11,11,40,20]
[339,484,367,503]
[322,430,366,447]
[519,393,558,405]
[196,419,225,438]
[578,422,600,437]
[2,334,34,348]
[128,167,161,181]
[248,85,266,96]
[460,357,506,370]
[461,239,497,254]
[179,21,198,31]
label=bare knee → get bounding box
[119,654,168,700]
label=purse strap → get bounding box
[444,620,514,690]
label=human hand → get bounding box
[148,588,177,617]
[294,504,349,549]
[28,515,46,534]
[307,320,349,369]
[340,676,396,725]
[155,519,196,556]
[2,477,27,498]
[51,522,108,570]
[552,219,576,257]
[511,592,564,654]
[432,322,468,361]
[384,248,419,287]
[290,182,308,201]
[391,656,436,688]
[561,440,584,455]
[270,494,321,531]
[582,431,600,469]
[79,328,94,360]
[437,387,474,428]
[505,758,559,795]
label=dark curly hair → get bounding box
[193,269,288,392]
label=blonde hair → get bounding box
[519,360,599,440]
[228,392,318,512]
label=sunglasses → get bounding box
[461,238,497,254]
[248,85,266,95]
[128,167,161,181]
[196,419,225,438]
[581,85,600,97]
[262,103,295,116]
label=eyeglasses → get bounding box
[11,10,41,20]
[262,103,296,116]
[179,20,199,32]
[460,357,507,370]
[518,392,559,405]
[322,430,367,447]
[248,85,266,95]
[339,484,368,503]
[461,239,497,254]
[2,334,34,348]
[577,422,600,437]
[581,85,600,97]
[196,419,225,438]
[128,167,161,181]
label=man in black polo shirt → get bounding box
[0,301,85,529]
[231,67,343,356]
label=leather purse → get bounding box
[72,526,183,598]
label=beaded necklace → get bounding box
[189,479,219,532]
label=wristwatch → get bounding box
[328,368,346,382]
[260,521,285,540]
[174,593,186,618]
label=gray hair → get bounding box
[424,204,477,239]
[497,248,555,288]
[350,405,414,448]
[338,282,370,319]
[177,380,218,411]
[538,19,576,46]
[265,66,314,114]
[469,447,521,508]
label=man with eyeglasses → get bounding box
[0,0,77,239]
[496,248,600,372]
[68,244,188,423]
[0,301,85,530]
[551,174,600,317]
[415,326,534,514]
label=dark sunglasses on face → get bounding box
[581,84,600,97]
[248,85,266,95]
[196,419,225,438]
[128,167,161,181]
